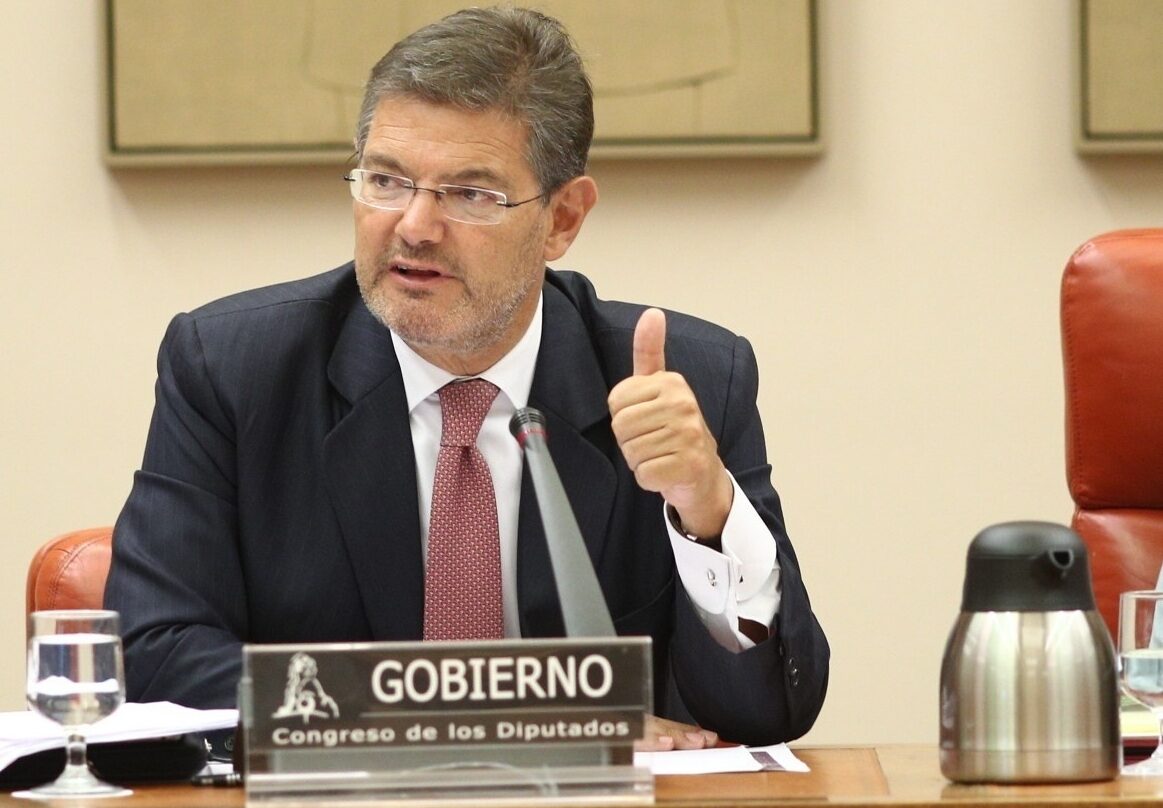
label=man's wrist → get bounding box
[666,468,733,542]
[666,504,723,549]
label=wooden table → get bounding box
[3,746,1162,807]
[662,746,1163,806]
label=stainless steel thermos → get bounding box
[939,521,1120,783]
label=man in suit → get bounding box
[105,6,828,748]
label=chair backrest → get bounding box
[26,527,114,616]
[1062,228,1163,638]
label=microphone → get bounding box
[510,407,616,637]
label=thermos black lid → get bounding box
[960,521,1097,612]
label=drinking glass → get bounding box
[1119,590,1163,776]
[16,610,132,799]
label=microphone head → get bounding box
[509,407,548,442]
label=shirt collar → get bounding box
[390,293,542,412]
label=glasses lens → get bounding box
[353,171,412,210]
[440,186,505,225]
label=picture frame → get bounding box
[1077,0,1163,153]
[103,0,819,167]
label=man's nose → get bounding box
[394,188,445,245]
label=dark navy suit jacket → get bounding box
[104,264,829,745]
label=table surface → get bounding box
[3,745,1163,807]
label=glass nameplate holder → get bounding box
[240,638,653,805]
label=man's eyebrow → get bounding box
[445,168,507,189]
[360,154,405,173]
[359,156,508,189]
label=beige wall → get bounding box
[3,1,1162,744]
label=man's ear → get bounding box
[543,176,598,261]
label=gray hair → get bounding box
[354,6,593,194]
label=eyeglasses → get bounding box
[344,169,545,225]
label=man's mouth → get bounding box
[391,261,444,280]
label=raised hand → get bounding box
[607,308,733,540]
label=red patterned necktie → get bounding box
[423,379,504,640]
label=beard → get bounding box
[355,240,543,361]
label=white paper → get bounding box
[633,742,809,775]
[0,702,238,773]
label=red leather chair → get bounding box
[26,527,114,615]
[1062,229,1163,638]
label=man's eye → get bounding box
[450,187,496,205]
[369,173,404,190]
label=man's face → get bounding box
[353,96,554,375]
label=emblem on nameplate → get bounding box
[271,651,340,723]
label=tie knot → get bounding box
[438,379,499,447]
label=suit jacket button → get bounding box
[706,569,717,587]
[787,657,800,687]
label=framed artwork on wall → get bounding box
[104,0,819,166]
[1078,0,1163,153]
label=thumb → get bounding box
[633,308,667,376]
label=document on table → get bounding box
[0,702,238,772]
[634,742,809,775]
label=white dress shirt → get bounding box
[390,295,781,650]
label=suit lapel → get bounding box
[517,284,619,636]
[322,303,424,640]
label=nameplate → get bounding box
[240,637,652,801]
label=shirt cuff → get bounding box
[665,473,782,651]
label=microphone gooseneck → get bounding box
[509,407,615,637]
